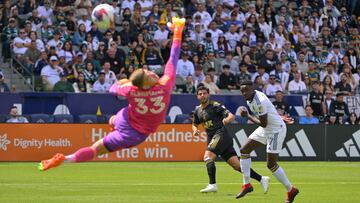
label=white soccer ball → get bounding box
[91,4,114,30]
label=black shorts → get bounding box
[207,131,237,161]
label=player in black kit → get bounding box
[307,81,324,117]
[192,86,270,196]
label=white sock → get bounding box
[65,154,76,163]
[240,154,251,184]
[272,165,292,192]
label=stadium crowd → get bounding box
[0,0,360,124]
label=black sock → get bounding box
[250,168,262,182]
[206,161,216,184]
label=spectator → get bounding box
[335,74,352,95]
[102,61,116,85]
[306,61,320,83]
[176,52,195,80]
[202,52,220,73]
[299,105,320,124]
[142,41,163,75]
[153,20,169,47]
[254,75,264,92]
[119,20,134,46]
[207,21,223,45]
[220,52,239,75]
[37,1,54,25]
[326,113,342,125]
[72,24,87,46]
[24,40,41,72]
[339,64,356,90]
[224,24,240,51]
[259,49,277,73]
[206,68,218,85]
[201,32,217,55]
[270,62,289,91]
[264,74,282,96]
[241,53,257,74]
[324,90,335,116]
[6,106,28,123]
[236,63,251,88]
[190,23,205,45]
[53,72,75,92]
[184,75,196,94]
[73,72,91,93]
[92,72,111,93]
[13,28,31,58]
[192,65,205,86]
[330,92,350,118]
[201,74,220,94]
[296,52,309,73]
[307,81,325,117]
[192,3,212,28]
[251,66,269,84]
[218,65,236,90]
[345,112,359,125]
[41,56,63,91]
[0,73,10,92]
[288,72,307,94]
[273,90,290,115]
[83,61,98,85]
[320,75,335,94]
[159,3,178,24]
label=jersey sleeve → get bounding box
[215,103,230,118]
[193,108,201,125]
[109,79,132,97]
[158,39,182,89]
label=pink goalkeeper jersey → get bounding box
[109,40,181,135]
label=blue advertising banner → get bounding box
[0,93,305,120]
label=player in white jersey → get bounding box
[237,81,299,203]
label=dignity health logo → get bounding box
[0,134,11,151]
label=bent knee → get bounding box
[267,163,278,170]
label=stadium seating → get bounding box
[53,114,74,123]
[78,114,98,124]
[164,115,171,124]
[30,114,53,123]
[174,114,192,124]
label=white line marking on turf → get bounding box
[1,182,360,186]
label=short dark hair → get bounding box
[305,105,312,110]
[196,85,209,94]
[240,80,253,86]
[223,64,230,69]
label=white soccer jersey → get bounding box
[247,90,285,132]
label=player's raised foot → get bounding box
[200,184,218,193]
[260,176,270,194]
[38,153,65,171]
[285,186,299,203]
[236,183,253,199]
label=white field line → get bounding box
[1,182,360,186]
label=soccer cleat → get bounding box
[200,184,218,193]
[38,153,66,171]
[236,183,253,199]
[260,176,270,194]
[285,186,299,203]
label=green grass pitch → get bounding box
[1,162,360,203]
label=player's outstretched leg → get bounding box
[38,138,107,171]
[267,153,299,203]
[226,156,270,194]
